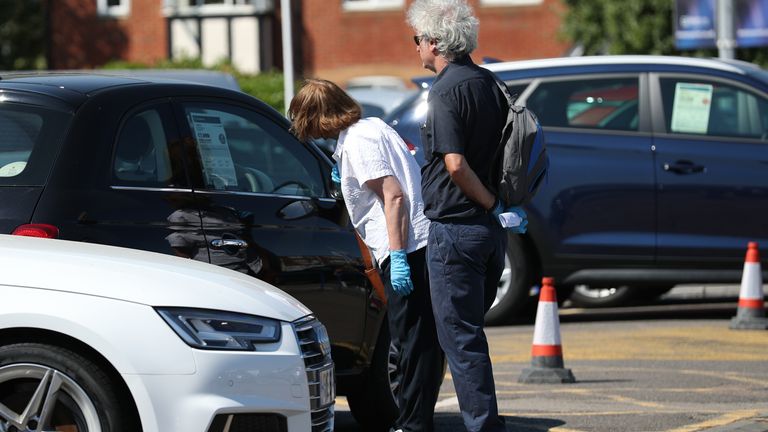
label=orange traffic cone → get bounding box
[730,242,768,330]
[519,277,575,383]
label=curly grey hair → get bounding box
[406,0,479,61]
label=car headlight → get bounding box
[156,308,281,350]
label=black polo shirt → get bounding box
[420,55,507,221]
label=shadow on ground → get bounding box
[334,411,565,431]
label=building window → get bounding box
[97,0,130,17]
[342,0,404,12]
[180,0,257,5]
[163,0,269,16]
[480,0,543,6]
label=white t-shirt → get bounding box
[333,117,430,265]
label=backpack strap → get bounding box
[492,76,514,106]
[482,70,516,201]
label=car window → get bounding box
[660,78,768,140]
[181,103,325,198]
[526,77,639,131]
[113,107,179,186]
[0,103,70,186]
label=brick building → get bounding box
[47,0,276,73]
[301,0,570,85]
[46,0,570,85]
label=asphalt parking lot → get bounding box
[335,285,768,432]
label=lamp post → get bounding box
[281,0,294,115]
[716,0,736,59]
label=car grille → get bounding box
[293,315,335,432]
[207,413,287,432]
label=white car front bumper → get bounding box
[125,318,335,432]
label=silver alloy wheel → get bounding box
[0,363,102,432]
[573,284,618,300]
[491,254,513,310]
[387,341,401,407]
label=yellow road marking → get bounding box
[600,393,666,409]
[434,395,459,409]
[490,324,768,362]
[498,387,665,409]
[501,410,693,416]
[334,396,349,408]
[677,369,768,386]
[549,428,587,432]
[492,387,722,396]
[666,410,761,432]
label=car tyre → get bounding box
[346,324,398,431]
[485,234,536,325]
[347,323,447,430]
[0,343,133,432]
[567,284,639,308]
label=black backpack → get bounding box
[491,77,549,207]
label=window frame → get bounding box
[518,72,649,134]
[111,102,189,189]
[342,0,404,12]
[97,0,131,17]
[173,99,330,199]
[650,72,768,141]
[162,0,271,16]
[479,0,543,6]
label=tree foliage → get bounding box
[0,0,46,70]
[561,0,767,67]
[104,59,293,113]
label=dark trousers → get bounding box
[427,216,508,432]
[381,247,444,432]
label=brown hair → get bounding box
[289,79,362,141]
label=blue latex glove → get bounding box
[505,206,529,234]
[491,200,529,233]
[331,163,341,186]
[389,249,414,296]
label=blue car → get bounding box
[385,55,768,322]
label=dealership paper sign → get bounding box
[671,83,713,134]
[189,113,238,188]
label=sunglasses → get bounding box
[413,35,426,45]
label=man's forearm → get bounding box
[444,153,496,210]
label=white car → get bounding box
[0,235,334,432]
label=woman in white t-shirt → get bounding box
[290,79,443,432]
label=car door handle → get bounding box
[210,239,248,250]
[663,160,706,175]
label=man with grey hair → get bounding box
[407,0,509,431]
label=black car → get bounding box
[0,72,398,426]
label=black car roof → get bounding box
[0,73,161,109]
[0,72,261,117]
[0,73,152,94]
